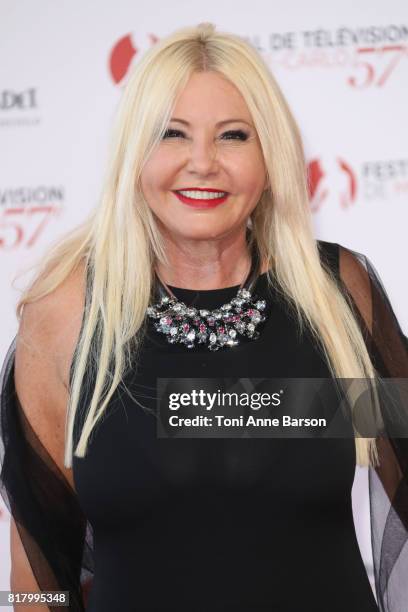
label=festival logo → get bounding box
[109,33,159,85]
[308,157,357,211]
[307,156,407,209]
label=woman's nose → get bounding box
[186,138,218,173]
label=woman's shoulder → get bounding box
[316,239,374,291]
[17,261,88,390]
[316,239,373,298]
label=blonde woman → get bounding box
[1,22,407,612]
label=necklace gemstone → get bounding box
[147,286,267,351]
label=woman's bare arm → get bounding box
[9,263,86,610]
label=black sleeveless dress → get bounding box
[71,241,380,611]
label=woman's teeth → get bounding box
[177,190,227,200]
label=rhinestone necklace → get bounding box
[146,240,268,351]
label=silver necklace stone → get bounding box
[146,241,268,351]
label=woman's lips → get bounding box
[173,191,229,208]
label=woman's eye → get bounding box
[162,128,184,139]
[221,130,249,141]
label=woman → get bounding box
[1,22,407,612]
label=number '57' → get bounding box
[0,206,61,249]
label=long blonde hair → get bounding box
[15,22,381,468]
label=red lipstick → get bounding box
[173,188,229,209]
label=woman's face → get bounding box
[140,71,268,242]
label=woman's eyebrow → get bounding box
[169,117,254,127]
